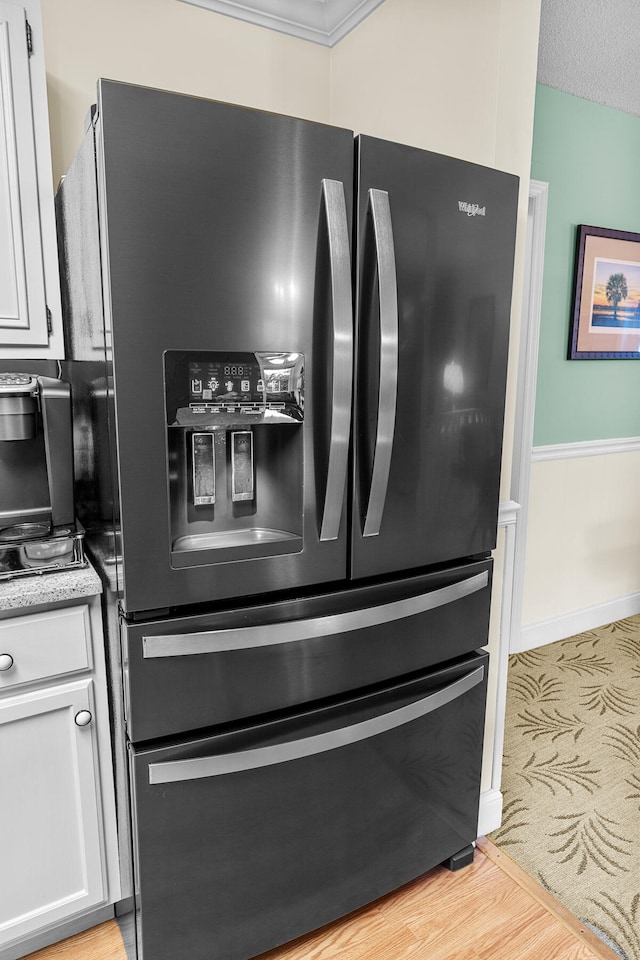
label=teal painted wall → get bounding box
[532,84,640,445]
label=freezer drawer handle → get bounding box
[142,569,488,657]
[148,663,485,784]
[319,179,353,542]
[363,188,398,538]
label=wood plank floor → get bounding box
[23,840,619,960]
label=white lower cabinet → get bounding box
[0,599,120,958]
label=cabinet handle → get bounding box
[0,654,14,671]
[74,710,93,727]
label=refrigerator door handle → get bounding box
[142,569,488,657]
[148,664,485,784]
[363,188,398,538]
[319,179,353,542]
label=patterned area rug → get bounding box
[491,616,640,960]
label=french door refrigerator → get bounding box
[57,79,519,960]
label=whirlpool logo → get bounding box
[458,201,486,217]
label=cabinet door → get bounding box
[0,678,106,948]
[0,0,62,356]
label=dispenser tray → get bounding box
[173,527,299,552]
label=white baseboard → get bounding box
[513,591,640,653]
[477,788,503,837]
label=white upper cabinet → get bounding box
[0,0,63,358]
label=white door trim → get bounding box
[481,180,548,832]
[508,179,548,655]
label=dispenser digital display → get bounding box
[188,360,264,406]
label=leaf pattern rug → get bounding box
[491,615,640,960]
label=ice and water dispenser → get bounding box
[164,351,304,567]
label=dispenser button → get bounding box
[231,430,254,502]
[192,432,215,505]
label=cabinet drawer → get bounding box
[0,606,92,691]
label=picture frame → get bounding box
[569,224,640,359]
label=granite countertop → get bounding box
[0,561,102,613]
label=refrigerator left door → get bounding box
[87,81,354,614]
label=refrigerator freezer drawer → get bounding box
[130,652,488,960]
[124,557,493,742]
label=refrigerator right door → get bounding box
[351,135,519,580]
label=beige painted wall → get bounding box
[40,0,332,186]
[523,452,640,626]
[331,0,505,165]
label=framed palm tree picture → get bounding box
[569,224,640,358]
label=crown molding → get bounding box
[179,0,386,46]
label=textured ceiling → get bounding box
[537,0,640,117]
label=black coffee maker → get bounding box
[0,373,85,578]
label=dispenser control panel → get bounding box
[165,350,304,425]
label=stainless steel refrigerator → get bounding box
[57,79,519,960]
